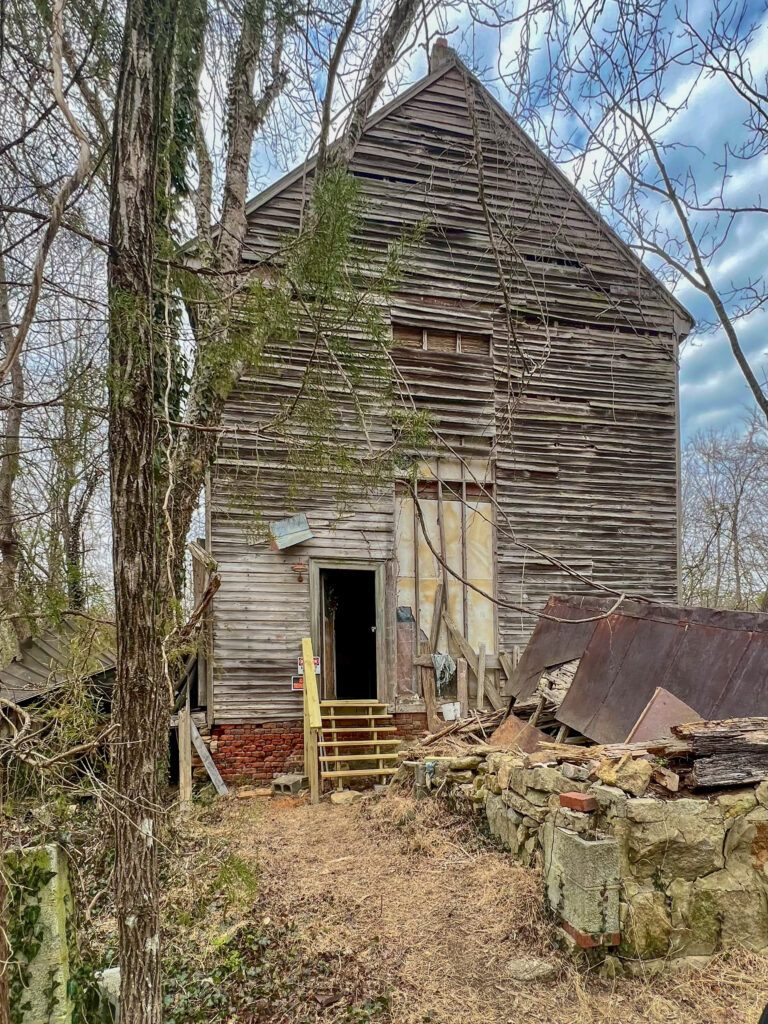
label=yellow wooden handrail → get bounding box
[302,637,321,803]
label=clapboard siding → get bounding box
[210,60,688,722]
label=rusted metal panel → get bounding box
[658,623,752,714]
[509,596,602,700]
[627,687,702,743]
[525,596,768,743]
[712,632,768,718]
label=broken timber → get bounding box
[441,610,504,711]
[191,720,229,796]
[673,718,768,788]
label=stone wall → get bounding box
[415,752,768,963]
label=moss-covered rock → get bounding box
[620,884,672,960]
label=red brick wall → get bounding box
[393,711,430,739]
[209,712,433,781]
[210,721,304,782]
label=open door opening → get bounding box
[321,568,377,701]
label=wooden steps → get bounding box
[318,738,400,747]
[320,752,398,763]
[322,726,398,734]
[319,699,400,789]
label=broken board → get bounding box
[191,720,229,795]
[489,713,548,754]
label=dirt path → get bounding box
[224,793,767,1024]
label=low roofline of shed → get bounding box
[215,56,696,333]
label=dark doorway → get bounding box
[321,568,377,700]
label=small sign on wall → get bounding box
[297,655,321,676]
[291,675,304,691]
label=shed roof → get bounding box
[510,595,768,743]
[0,622,115,706]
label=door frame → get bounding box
[309,556,389,704]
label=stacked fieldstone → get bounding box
[409,752,768,962]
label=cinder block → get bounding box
[271,773,308,795]
[542,823,620,940]
[560,792,598,813]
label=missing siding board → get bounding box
[392,320,491,357]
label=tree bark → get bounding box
[0,762,9,1024]
[108,0,177,1021]
[0,253,26,644]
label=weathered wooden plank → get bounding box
[178,695,192,807]
[457,658,469,718]
[190,721,229,795]
[477,642,487,710]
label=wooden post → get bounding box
[457,658,469,719]
[178,690,192,807]
[420,640,441,734]
[302,637,321,805]
[476,643,486,711]
[429,582,444,654]
[307,727,319,804]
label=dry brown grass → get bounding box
[211,792,768,1024]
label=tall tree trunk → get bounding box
[108,0,177,1021]
[0,253,26,645]
[0,762,9,1024]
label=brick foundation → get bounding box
[211,721,305,782]
[209,712,433,781]
[393,711,430,740]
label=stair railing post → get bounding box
[302,637,322,805]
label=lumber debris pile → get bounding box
[411,713,768,797]
[419,708,505,748]
[531,717,768,793]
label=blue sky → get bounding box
[484,2,767,440]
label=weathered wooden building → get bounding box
[203,43,693,780]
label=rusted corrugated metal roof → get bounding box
[0,622,115,706]
[509,595,768,744]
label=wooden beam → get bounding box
[442,610,478,674]
[457,658,469,718]
[476,642,486,710]
[420,640,441,734]
[498,651,515,685]
[429,581,444,654]
[413,650,503,670]
[190,720,228,796]
[442,610,504,711]
[302,637,322,804]
[178,692,192,807]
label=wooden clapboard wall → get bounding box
[208,59,689,723]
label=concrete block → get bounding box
[271,773,307,795]
[11,844,73,1024]
[542,823,620,940]
[96,966,120,1022]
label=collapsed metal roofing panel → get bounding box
[510,595,768,744]
[0,622,115,706]
[509,596,604,701]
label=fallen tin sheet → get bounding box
[626,687,702,744]
[510,595,768,745]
